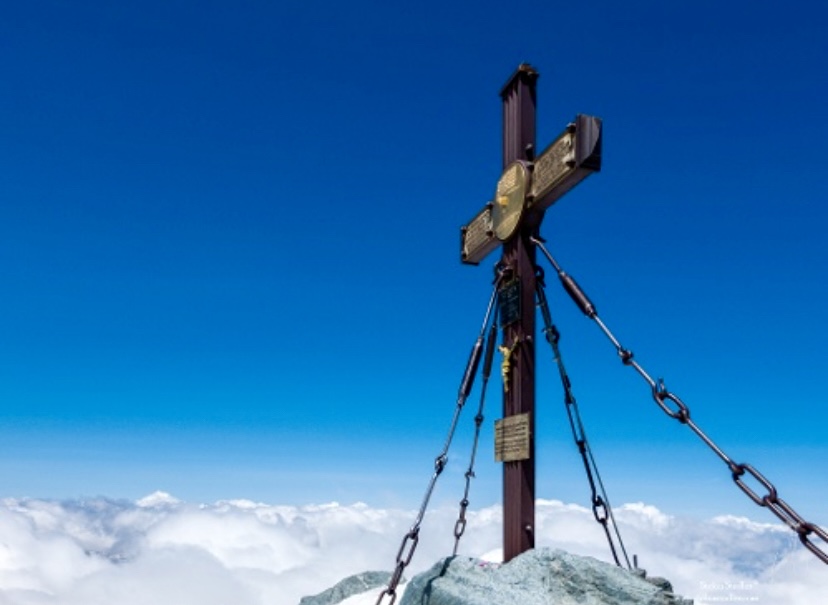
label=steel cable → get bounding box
[376,274,504,605]
[535,267,631,568]
[531,235,828,566]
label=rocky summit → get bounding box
[398,548,693,605]
[299,571,393,605]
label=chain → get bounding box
[535,266,631,568]
[376,276,504,605]
[452,314,499,555]
[531,235,828,566]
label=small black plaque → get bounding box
[498,279,521,327]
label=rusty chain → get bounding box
[535,266,631,568]
[376,276,503,605]
[531,235,828,566]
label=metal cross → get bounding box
[459,64,602,562]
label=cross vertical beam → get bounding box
[500,64,538,562]
[460,63,601,563]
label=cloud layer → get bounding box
[0,493,824,605]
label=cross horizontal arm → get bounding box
[459,115,602,265]
[530,114,601,213]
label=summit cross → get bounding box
[460,64,602,562]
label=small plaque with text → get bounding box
[495,413,531,462]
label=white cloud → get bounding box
[0,494,824,605]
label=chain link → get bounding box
[376,279,503,605]
[801,523,828,562]
[531,236,828,566]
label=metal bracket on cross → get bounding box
[460,114,603,265]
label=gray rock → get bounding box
[398,548,693,605]
[644,576,674,593]
[299,571,393,605]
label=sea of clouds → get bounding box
[0,492,824,605]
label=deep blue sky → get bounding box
[1,1,826,526]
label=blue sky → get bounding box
[1,0,826,530]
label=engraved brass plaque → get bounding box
[530,128,575,204]
[495,413,531,462]
[528,115,602,212]
[492,161,529,241]
[460,204,498,265]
